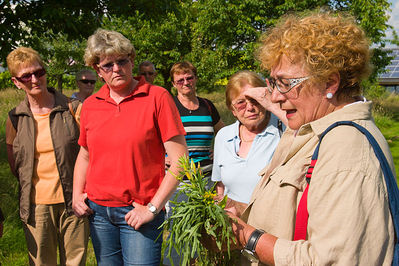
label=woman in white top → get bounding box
[212,70,287,213]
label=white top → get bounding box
[211,114,283,203]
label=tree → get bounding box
[30,31,87,93]
[389,31,399,46]
[0,0,103,63]
[186,0,323,90]
[0,0,182,90]
[103,0,391,92]
[1,0,393,93]
[103,6,191,91]
[0,0,183,63]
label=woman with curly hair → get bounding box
[206,12,398,265]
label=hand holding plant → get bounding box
[160,155,237,265]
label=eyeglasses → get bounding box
[267,76,309,94]
[174,76,195,85]
[79,79,96,85]
[232,98,258,112]
[98,58,130,73]
[140,71,155,76]
[15,68,46,83]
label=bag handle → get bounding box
[68,100,81,127]
[293,121,399,265]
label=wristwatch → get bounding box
[147,202,158,216]
[241,229,265,263]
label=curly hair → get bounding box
[225,70,266,109]
[84,28,136,66]
[7,47,45,77]
[257,12,371,98]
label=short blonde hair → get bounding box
[7,47,45,77]
[257,12,371,99]
[226,70,266,109]
[84,28,136,66]
[170,61,197,82]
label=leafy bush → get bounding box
[363,80,389,100]
[47,74,76,91]
[0,71,14,90]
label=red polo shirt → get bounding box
[79,76,185,207]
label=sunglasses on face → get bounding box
[98,58,130,73]
[79,79,96,85]
[232,98,259,112]
[174,76,195,85]
[267,76,309,94]
[15,68,46,83]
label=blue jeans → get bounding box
[87,199,164,266]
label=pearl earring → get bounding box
[326,92,333,99]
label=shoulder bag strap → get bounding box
[203,98,213,116]
[293,121,399,264]
[68,100,81,127]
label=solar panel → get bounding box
[379,48,399,79]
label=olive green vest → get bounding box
[8,88,80,224]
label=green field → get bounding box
[0,88,398,265]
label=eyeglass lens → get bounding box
[175,76,194,85]
[267,77,308,94]
[99,58,130,72]
[268,77,289,93]
[233,98,257,111]
[16,68,46,83]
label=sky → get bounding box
[387,0,399,46]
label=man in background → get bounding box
[71,69,97,102]
[138,60,157,84]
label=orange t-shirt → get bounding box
[31,112,64,204]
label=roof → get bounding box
[379,48,399,85]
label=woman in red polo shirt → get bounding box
[72,28,187,266]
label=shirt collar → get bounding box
[226,114,280,142]
[95,76,149,101]
[297,101,373,137]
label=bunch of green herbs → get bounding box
[161,155,236,265]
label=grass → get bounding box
[0,87,398,264]
[0,88,26,265]
[373,97,399,178]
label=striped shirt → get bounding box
[174,96,221,173]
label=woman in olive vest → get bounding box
[6,47,89,266]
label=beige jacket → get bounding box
[241,101,395,265]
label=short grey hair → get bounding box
[84,28,136,66]
[75,69,96,81]
[139,61,156,71]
